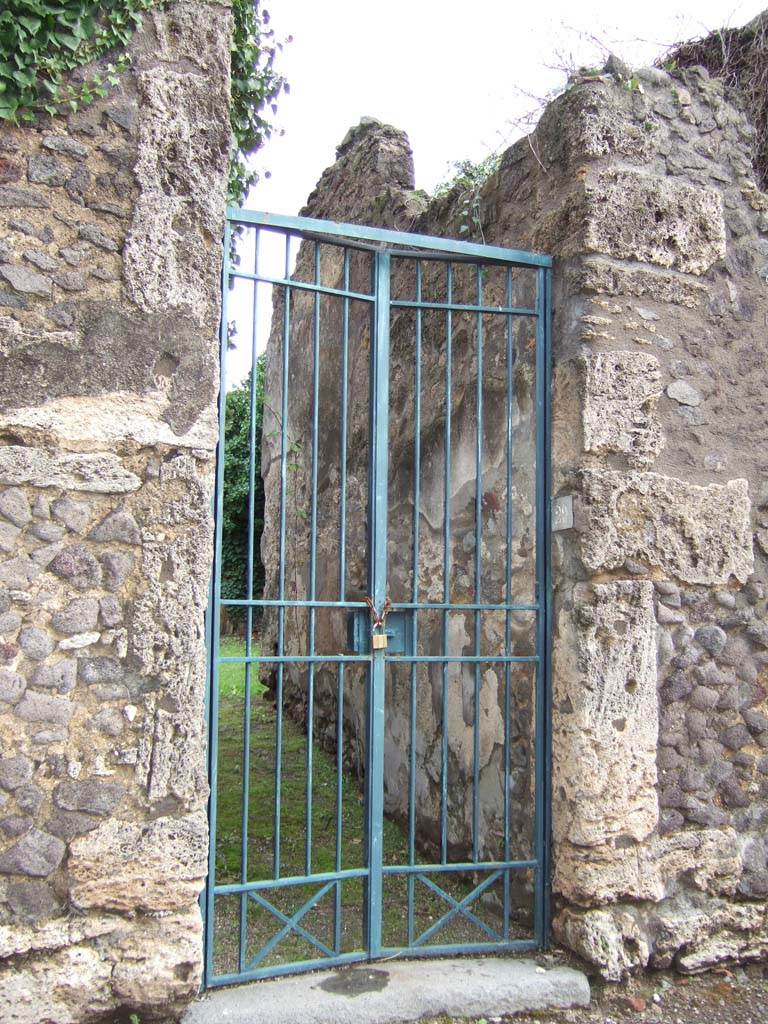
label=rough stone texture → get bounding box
[579,471,753,585]
[0,2,231,1020]
[582,352,664,466]
[68,811,208,912]
[582,170,726,274]
[553,581,658,863]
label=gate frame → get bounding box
[203,209,553,989]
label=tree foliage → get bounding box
[221,357,266,624]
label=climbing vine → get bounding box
[433,153,501,243]
[0,0,287,204]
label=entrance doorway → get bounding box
[204,211,552,987]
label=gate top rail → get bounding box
[226,208,553,269]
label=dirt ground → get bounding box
[432,958,768,1024]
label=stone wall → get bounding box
[270,58,768,978]
[0,3,231,1020]
[262,123,539,869]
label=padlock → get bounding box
[371,633,388,651]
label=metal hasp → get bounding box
[204,207,553,988]
[347,609,415,655]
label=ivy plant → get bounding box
[0,1,152,121]
[0,0,287,206]
[229,0,288,205]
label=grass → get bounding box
[210,638,526,977]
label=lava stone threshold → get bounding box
[182,957,590,1024]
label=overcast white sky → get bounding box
[249,0,766,213]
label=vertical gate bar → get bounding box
[542,267,554,945]
[335,247,350,951]
[339,249,350,602]
[440,262,453,865]
[204,216,232,984]
[472,265,484,864]
[407,258,423,945]
[533,265,551,945]
[363,252,376,953]
[367,250,391,958]
[334,662,345,952]
[503,266,514,938]
[238,226,261,970]
[305,242,322,876]
[273,232,293,880]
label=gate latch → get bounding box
[347,609,414,656]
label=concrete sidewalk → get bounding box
[183,957,590,1024]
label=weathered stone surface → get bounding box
[580,471,753,585]
[556,826,741,907]
[90,708,123,737]
[15,784,43,816]
[0,185,50,208]
[0,909,202,1023]
[58,631,100,650]
[667,380,702,407]
[582,352,664,466]
[89,509,140,544]
[555,894,768,981]
[45,810,100,842]
[77,656,122,684]
[0,487,31,528]
[49,545,102,590]
[0,671,25,704]
[0,263,51,297]
[554,582,658,864]
[0,756,32,792]
[27,154,68,186]
[42,134,89,159]
[53,779,124,816]
[78,222,119,251]
[18,627,53,661]
[101,549,133,591]
[51,497,91,533]
[0,828,65,877]
[124,61,229,326]
[32,659,76,694]
[0,4,229,1016]
[15,692,74,725]
[0,447,141,493]
[99,595,123,627]
[51,598,99,635]
[6,879,60,921]
[583,169,726,274]
[0,815,32,838]
[68,812,207,912]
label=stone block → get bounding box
[53,780,124,816]
[68,812,207,913]
[579,471,753,585]
[553,581,658,854]
[582,352,663,466]
[0,828,65,877]
[0,447,140,493]
[51,598,99,635]
[15,693,74,725]
[583,169,726,274]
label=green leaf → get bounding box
[17,15,43,34]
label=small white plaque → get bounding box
[551,495,574,532]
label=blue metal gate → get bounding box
[204,209,552,987]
